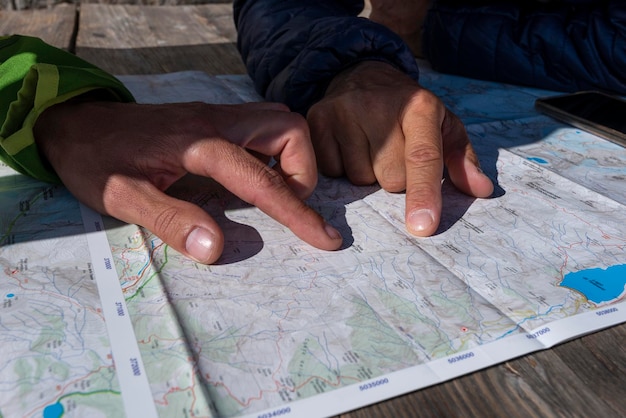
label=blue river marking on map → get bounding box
[527,156,549,165]
[560,264,626,304]
[43,402,64,418]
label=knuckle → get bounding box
[371,154,406,192]
[284,117,312,146]
[406,89,441,110]
[251,164,290,197]
[152,205,183,238]
[379,179,406,193]
[378,169,406,192]
[289,111,309,131]
[405,143,442,166]
[374,151,406,192]
[277,111,309,140]
[101,175,133,215]
[404,90,446,123]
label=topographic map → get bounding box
[1,64,625,418]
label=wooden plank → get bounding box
[338,324,626,418]
[77,4,245,75]
[24,5,625,418]
[0,3,76,50]
[552,325,626,414]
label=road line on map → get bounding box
[80,204,158,418]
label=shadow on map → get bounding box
[164,174,367,264]
[2,124,559,264]
[431,124,568,234]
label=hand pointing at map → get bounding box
[33,100,343,264]
[308,62,495,236]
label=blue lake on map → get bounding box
[43,402,63,418]
[560,264,626,304]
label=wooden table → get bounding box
[3,4,625,418]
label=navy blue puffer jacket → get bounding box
[424,0,626,95]
[234,0,626,115]
[233,0,419,114]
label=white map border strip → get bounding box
[80,204,159,418]
[245,303,626,418]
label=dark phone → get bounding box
[534,91,626,147]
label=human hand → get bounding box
[307,61,494,236]
[34,100,342,264]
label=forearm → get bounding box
[0,35,134,182]
[233,0,420,114]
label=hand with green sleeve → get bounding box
[0,35,135,182]
[1,35,342,263]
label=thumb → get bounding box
[104,177,225,264]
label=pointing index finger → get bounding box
[402,92,446,236]
[187,139,342,251]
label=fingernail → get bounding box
[408,209,435,233]
[186,227,215,262]
[324,222,342,240]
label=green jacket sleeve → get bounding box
[0,35,135,183]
